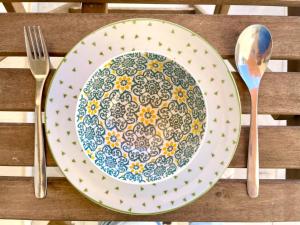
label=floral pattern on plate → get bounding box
[76,52,206,183]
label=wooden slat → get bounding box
[1,124,300,168]
[286,7,300,179]
[0,177,299,221]
[1,0,300,6]
[0,69,36,112]
[1,1,26,68]
[1,69,300,115]
[232,126,300,168]
[0,124,56,166]
[0,14,300,59]
[236,71,300,115]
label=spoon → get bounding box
[235,24,272,198]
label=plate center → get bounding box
[76,51,206,184]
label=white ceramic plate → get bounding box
[45,18,241,215]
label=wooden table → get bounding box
[1,0,300,222]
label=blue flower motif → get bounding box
[99,90,139,131]
[95,145,129,178]
[157,101,192,141]
[146,52,166,61]
[110,52,147,76]
[76,95,88,119]
[83,68,116,101]
[143,156,177,182]
[122,122,163,162]
[77,115,105,151]
[187,86,206,120]
[175,133,200,167]
[163,61,196,89]
[132,69,172,107]
[119,172,144,183]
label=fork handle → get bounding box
[247,88,259,198]
[34,81,47,199]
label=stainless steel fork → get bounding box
[24,26,49,198]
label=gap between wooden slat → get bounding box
[0,178,299,221]
[0,166,63,177]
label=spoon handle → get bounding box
[247,88,259,198]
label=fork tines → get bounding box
[24,26,47,60]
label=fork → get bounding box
[24,26,49,198]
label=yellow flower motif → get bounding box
[162,102,169,108]
[138,106,157,126]
[162,141,177,157]
[130,162,144,174]
[173,87,187,104]
[115,75,132,91]
[191,119,203,135]
[104,62,113,69]
[104,92,109,98]
[111,69,117,75]
[165,76,172,82]
[105,131,121,148]
[156,130,163,139]
[147,60,163,72]
[86,149,92,155]
[132,95,138,102]
[98,120,104,126]
[137,71,144,76]
[87,99,99,115]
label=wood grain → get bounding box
[0,14,300,59]
[1,0,300,6]
[0,177,299,221]
[285,7,300,180]
[0,124,300,168]
[0,124,56,166]
[1,69,300,115]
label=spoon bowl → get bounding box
[235,24,272,89]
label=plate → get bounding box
[75,51,207,184]
[45,18,241,214]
